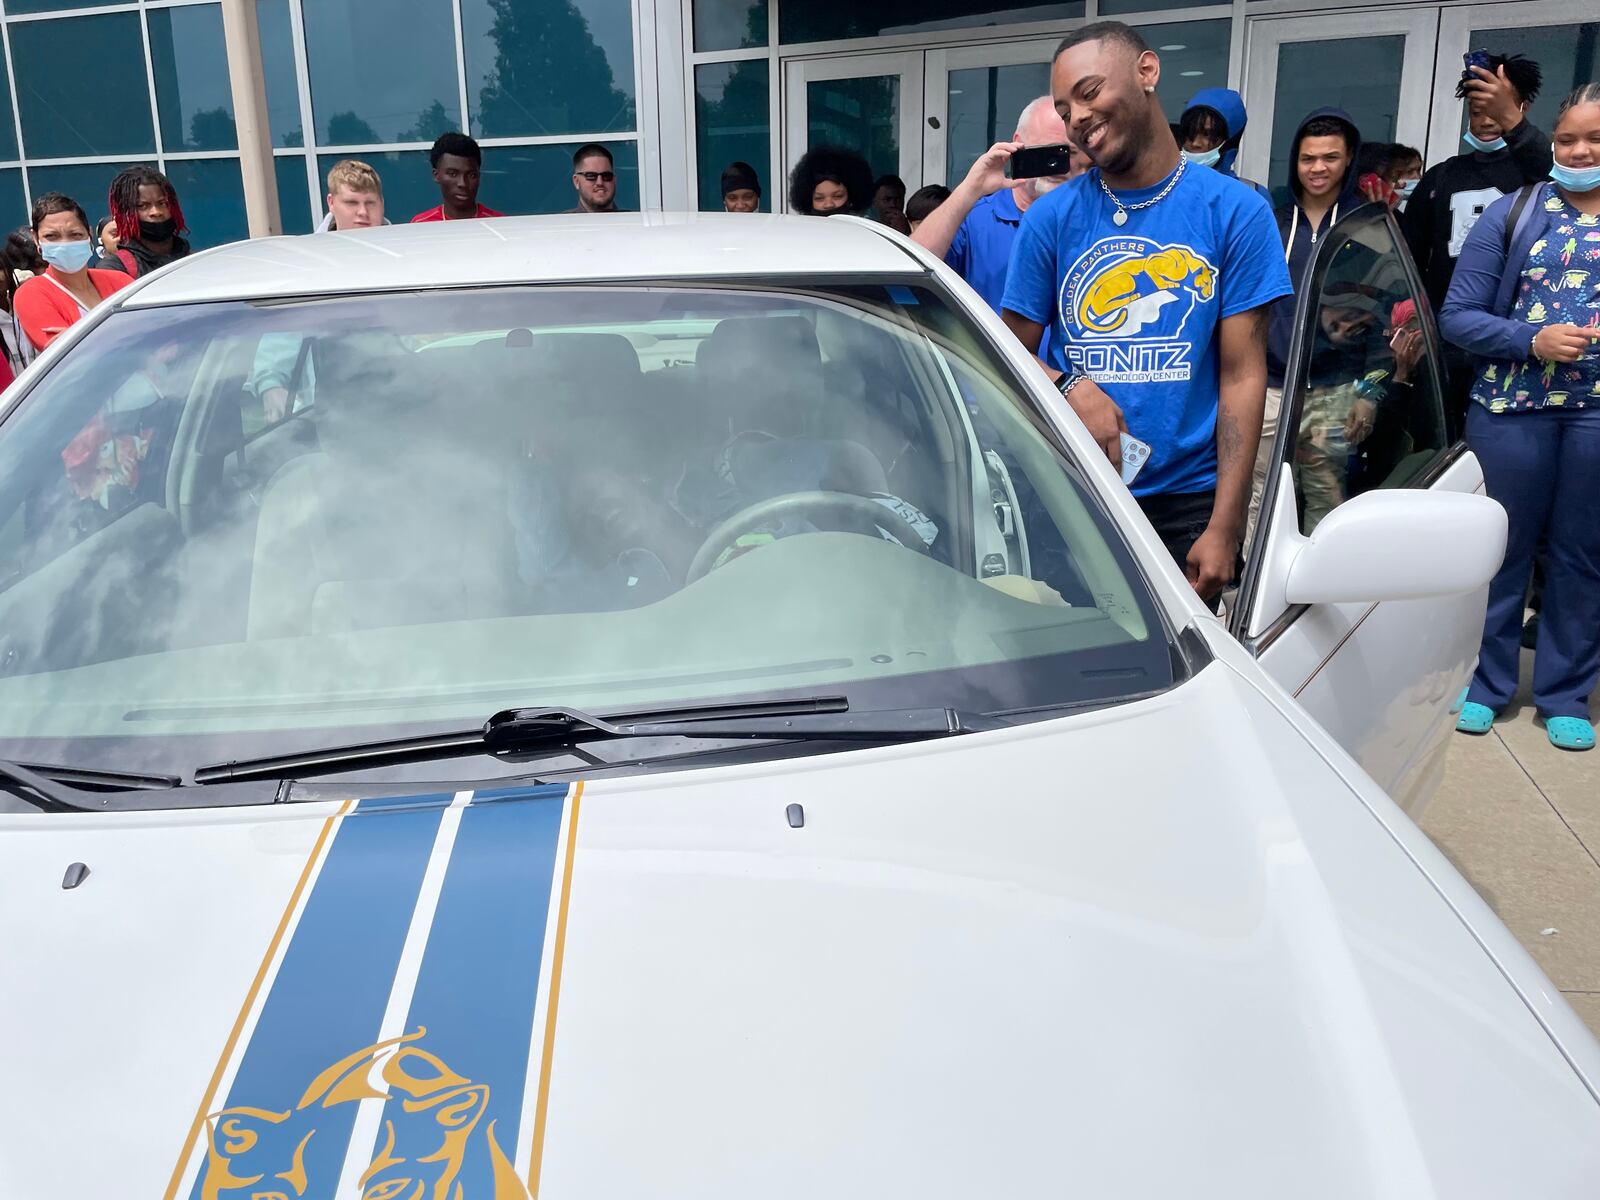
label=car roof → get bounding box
[121,212,926,307]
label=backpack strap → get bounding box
[1493,183,1545,317]
[1501,182,1540,257]
[116,247,139,277]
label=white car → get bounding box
[1,210,1596,1198]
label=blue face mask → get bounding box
[1182,146,1222,169]
[40,239,94,274]
[1550,157,1600,193]
[1463,131,1507,154]
[1396,178,1419,199]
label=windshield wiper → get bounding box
[193,696,1001,786]
[0,760,183,813]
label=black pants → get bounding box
[1137,490,1232,611]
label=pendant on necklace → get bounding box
[1112,209,1128,226]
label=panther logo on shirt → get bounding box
[1058,236,1218,382]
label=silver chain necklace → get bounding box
[1098,158,1187,226]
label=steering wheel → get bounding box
[685,490,929,584]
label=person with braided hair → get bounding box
[104,165,190,278]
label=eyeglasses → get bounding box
[577,171,615,183]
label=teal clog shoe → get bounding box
[1544,717,1595,752]
[1455,702,1496,735]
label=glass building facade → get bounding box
[0,0,1592,242]
[0,0,640,245]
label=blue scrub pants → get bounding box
[1465,403,1600,720]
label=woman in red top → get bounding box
[13,193,133,352]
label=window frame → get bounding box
[1229,201,1457,651]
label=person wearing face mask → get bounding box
[1439,83,1600,753]
[1178,88,1268,200]
[786,146,874,217]
[13,192,132,352]
[103,166,191,278]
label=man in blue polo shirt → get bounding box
[913,96,1077,320]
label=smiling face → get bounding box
[1553,100,1600,173]
[1052,37,1161,178]
[1296,135,1349,201]
[810,179,850,214]
[723,188,759,213]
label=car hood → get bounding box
[3,663,1597,1198]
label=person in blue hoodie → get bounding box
[1178,89,1269,200]
[1248,107,1362,544]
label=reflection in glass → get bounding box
[781,0,1081,44]
[12,14,155,158]
[484,141,640,213]
[165,159,248,250]
[27,162,141,223]
[319,151,436,225]
[694,0,767,53]
[806,77,900,182]
[1270,36,1403,203]
[1461,23,1600,141]
[1145,21,1233,116]
[0,55,16,161]
[304,0,460,144]
[945,63,1049,187]
[0,172,24,236]
[149,5,238,153]
[5,0,109,11]
[696,61,770,212]
[465,0,634,138]
[276,154,315,235]
[1294,216,1446,534]
[256,0,306,148]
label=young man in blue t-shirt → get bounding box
[1001,21,1292,604]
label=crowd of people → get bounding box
[0,26,1595,749]
[878,26,1595,752]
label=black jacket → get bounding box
[104,234,192,278]
[1266,107,1363,389]
[1400,118,1551,315]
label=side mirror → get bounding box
[1283,489,1507,606]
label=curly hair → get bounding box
[108,165,185,244]
[787,146,874,215]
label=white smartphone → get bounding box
[1119,432,1152,486]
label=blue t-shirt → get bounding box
[1002,163,1291,497]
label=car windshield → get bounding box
[0,280,1172,779]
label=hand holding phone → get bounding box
[1119,433,1152,486]
[1007,144,1075,180]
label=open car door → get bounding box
[1230,204,1491,816]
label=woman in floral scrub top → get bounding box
[1441,84,1600,751]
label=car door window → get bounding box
[1286,206,1449,535]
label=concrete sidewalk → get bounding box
[1419,654,1600,1039]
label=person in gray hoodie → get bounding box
[1247,107,1362,543]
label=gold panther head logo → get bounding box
[199,1028,529,1200]
[1078,246,1217,336]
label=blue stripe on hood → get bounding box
[1183,88,1250,176]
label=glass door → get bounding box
[782,53,925,212]
[922,40,1056,194]
[1240,10,1440,204]
[1431,0,1600,166]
